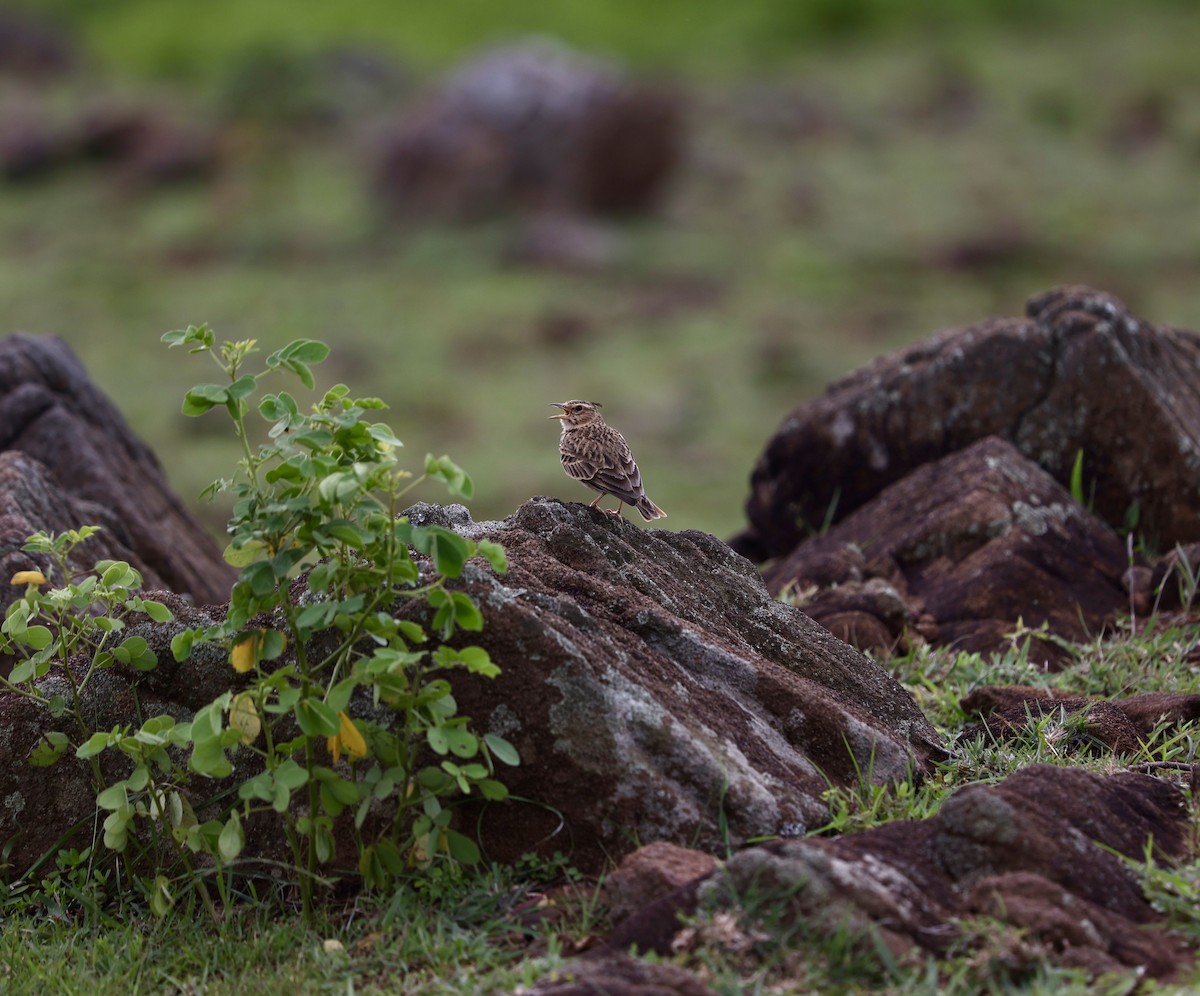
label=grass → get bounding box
[5,620,1200,993]
[5,4,1200,991]
[6,6,1200,540]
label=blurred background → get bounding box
[3,0,1200,540]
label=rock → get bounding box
[961,685,1200,752]
[0,495,941,880]
[1149,542,1200,611]
[608,766,1192,980]
[0,334,234,606]
[0,109,70,181]
[603,842,719,922]
[76,103,220,186]
[525,953,716,996]
[373,39,683,221]
[763,437,1128,664]
[428,498,944,871]
[0,10,78,79]
[738,285,1200,560]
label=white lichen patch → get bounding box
[1012,499,1071,537]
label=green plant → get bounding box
[0,527,173,758]
[4,326,518,925]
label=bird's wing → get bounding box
[589,447,645,503]
[560,449,600,483]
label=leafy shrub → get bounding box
[0,326,515,923]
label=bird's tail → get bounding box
[635,495,667,520]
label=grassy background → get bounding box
[5,1,1200,542]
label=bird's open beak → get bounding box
[548,403,567,420]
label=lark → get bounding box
[549,400,667,520]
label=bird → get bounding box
[549,400,667,521]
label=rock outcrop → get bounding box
[373,39,683,220]
[0,496,943,878]
[959,684,1200,755]
[763,436,1130,664]
[401,499,944,871]
[0,334,234,607]
[600,766,1194,983]
[737,286,1200,560]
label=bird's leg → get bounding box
[589,495,603,508]
[607,501,625,519]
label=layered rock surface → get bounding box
[740,286,1200,661]
[598,766,1194,984]
[738,285,1200,560]
[0,334,234,606]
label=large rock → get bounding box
[604,766,1194,982]
[763,436,1130,663]
[0,334,234,606]
[373,39,683,220]
[737,285,1200,561]
[0,497,942,878]
[406,498,944,871]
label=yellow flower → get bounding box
[327,711,367,764]
[10,570,46,586]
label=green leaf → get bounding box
[260,628,286,661]
[182,384,229,417]
[28,730,70,767]
[444,829,480,864]
[275,758,311,790]
[272,781,291,812]
[101,561,140,590]
[171,629,195,662]
[426,726,449,755]
[227,374,258,401]
[327,676,358,713]
[162,323,213,351]
[457,645,499,678]
[424,454,473,499]
[134,598,174,623]
[218,812,245,862]
[295,698,341,736]
[484,734,520,767]
[243,561,277,598]
[113,636,148,665]
[150,875,174,918]
[223,539,266,568]
[96,782,129,811]
[478,779,509,801]
[76,731,113,759]
[8,659,34,684]
[190,739,233,778]
[444,727,478,759]
[276,339,331,365]
[475,539,507,574]
[22,625,52,650]
[428,527,470,579]
[451,592,483,632]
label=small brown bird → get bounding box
[549,400,667,521]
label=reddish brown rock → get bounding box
[606,766,1192,981]
[961,685,1200,752]
[603,842,719,922]
[738,285,1200,561]
[764,436,1128,664]
[526,954,716,996]
[408,498,943,873]
[0,334,234,606]
[0,496,942,880]
[76,103,220,186]
[373,39,683,221]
